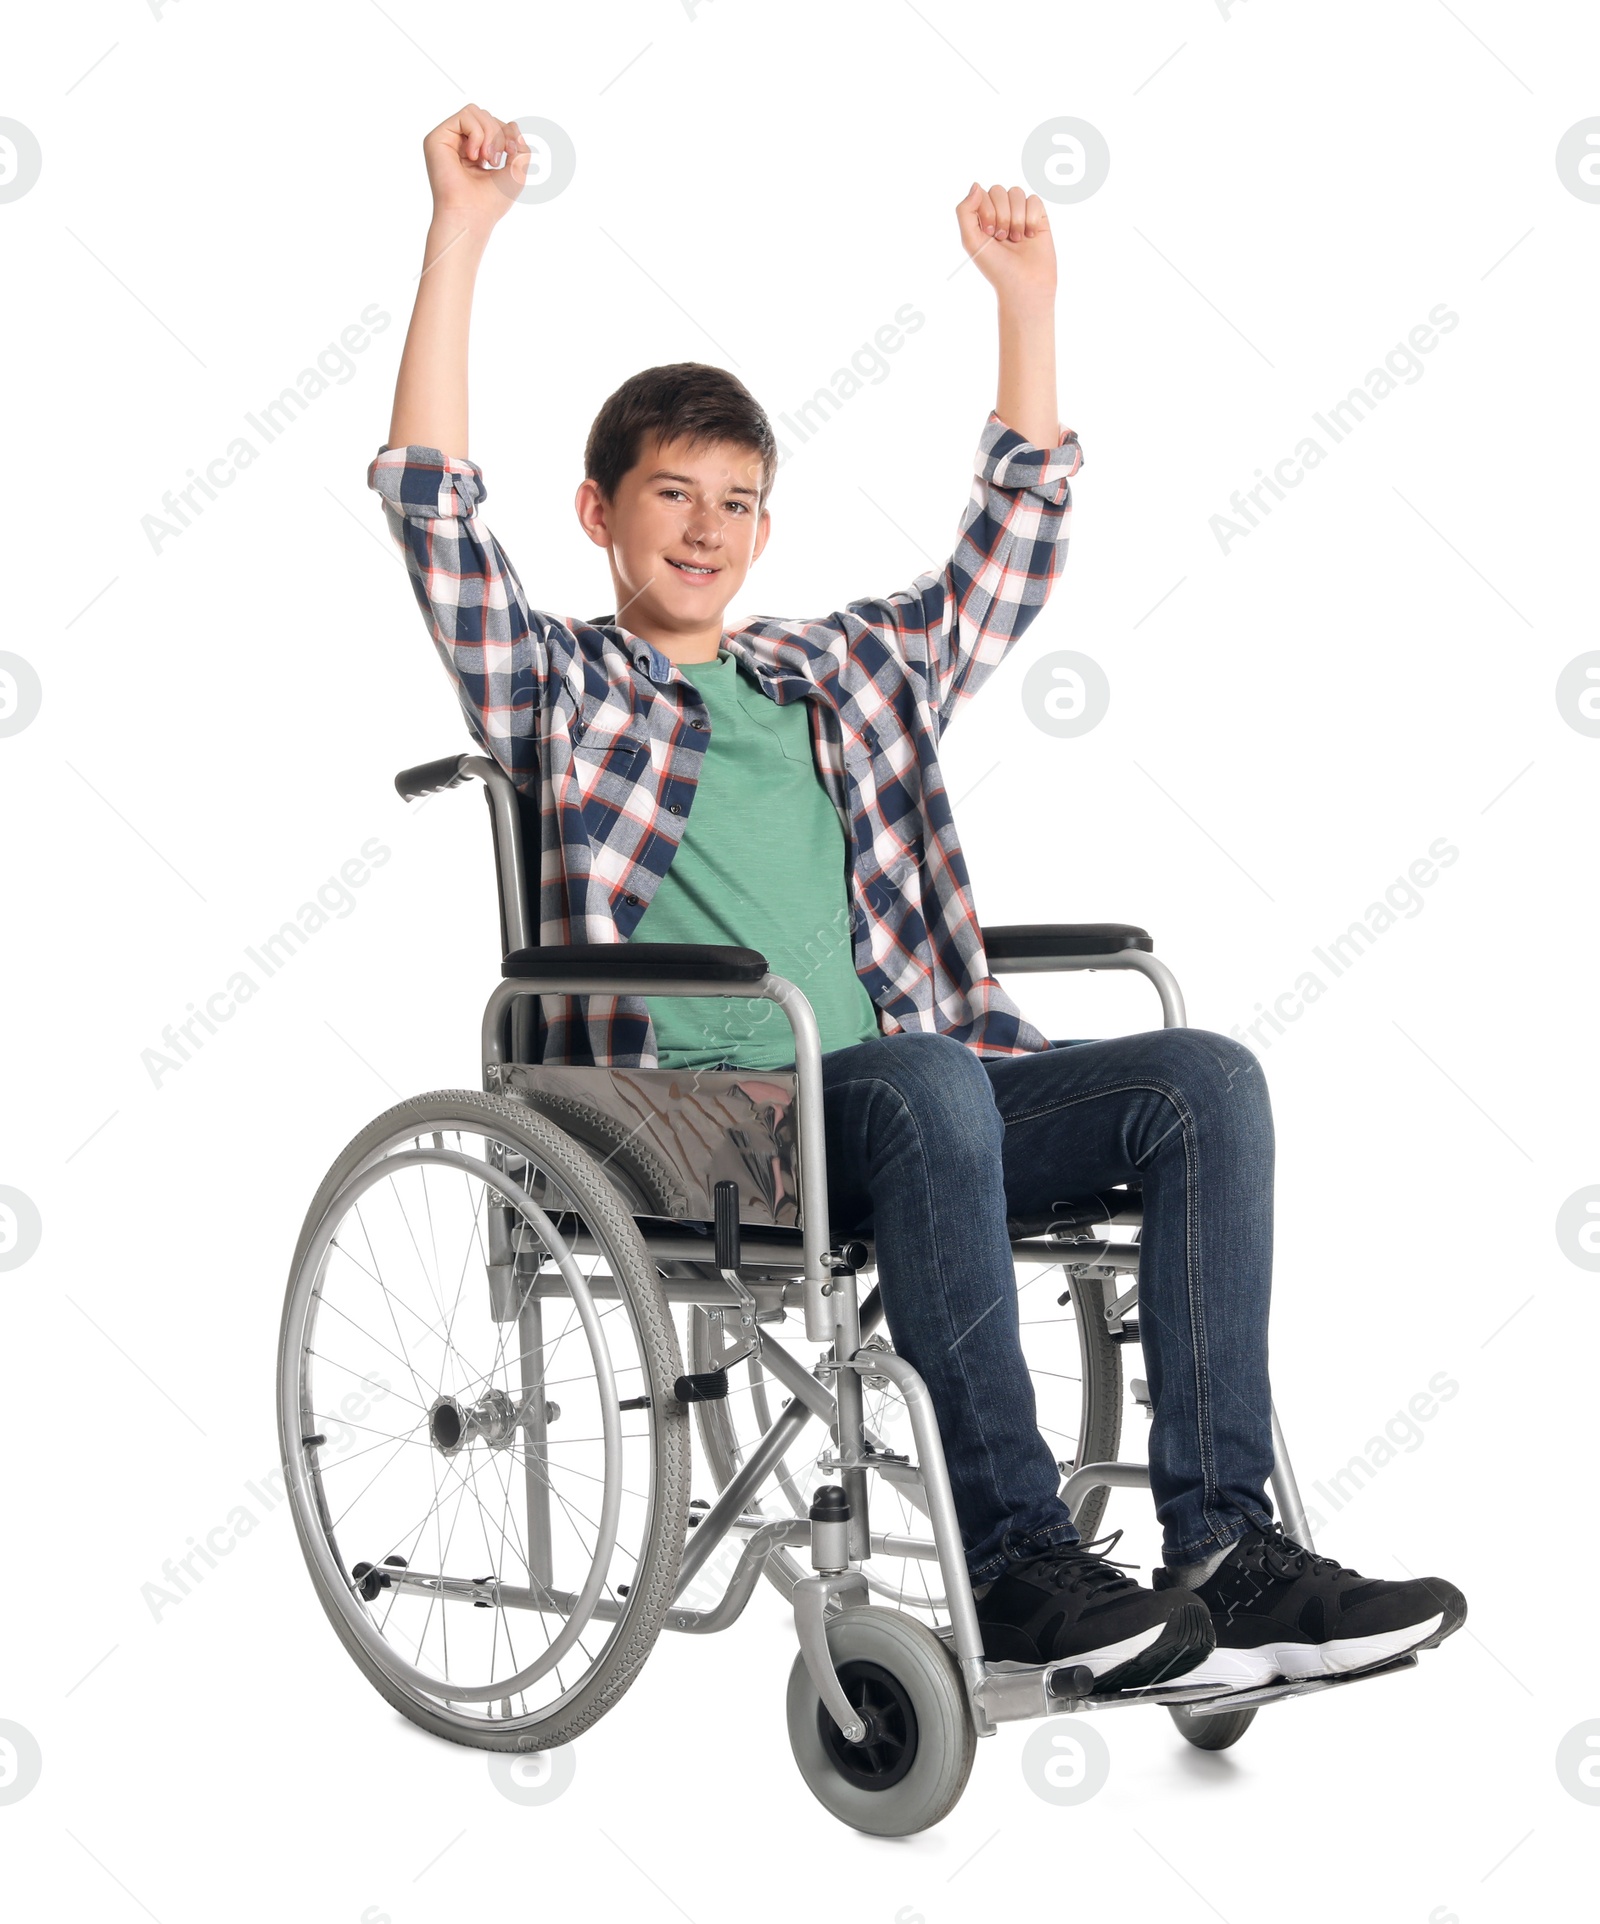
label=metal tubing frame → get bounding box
[1059,1459,1153,1517]
[836,1349,991,1724]
[516,1294,553,1588]
[507,1234,1116,1296]
[746,1327,844,1427]
[462,756,533,954]
[989,948,1187,1030]
[1270,1399,1314,1550]
[673,1391,816,1597]
[481,969,838,1344]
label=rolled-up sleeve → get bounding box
[846,412,1082,733]
[368,445,553,790]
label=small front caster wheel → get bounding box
[786,1607,974,1836]
[1168,1700,1258,1751]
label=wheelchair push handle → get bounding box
[395,752,476,801]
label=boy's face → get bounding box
[575,434,771,649]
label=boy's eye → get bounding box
[725,499,749,515]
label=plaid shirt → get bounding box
[369,411,1083,1068]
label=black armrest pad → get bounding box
[395,753,472,801]
[983,923,1153,960]
[502,943,771,985]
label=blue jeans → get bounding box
[820,1029,1278,1582]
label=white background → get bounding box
[2,1,1596,1918]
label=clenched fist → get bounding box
[423,104,532,229]
[956,182,1056,305]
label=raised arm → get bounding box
[387,105,531,458]
[371,107,553,794]
[822,184,1080,734]
[957,181,1058,451]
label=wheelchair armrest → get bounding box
[502,942,771,985]
[983,923,1154,962]
[395,752,475,801]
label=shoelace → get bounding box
[1028,1529,1141,1602]
[1253,1522,1360,1585]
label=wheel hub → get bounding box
[429,1387,519,1455]
[817,1658,919,1791]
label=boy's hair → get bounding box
[584,362,777,506]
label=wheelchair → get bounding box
[277,748,1422,1836]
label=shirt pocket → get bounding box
[775,718,816,764]
[571,694,650,779]
[744,688,816,764]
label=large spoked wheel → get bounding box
[1168,1701,1258,1751]
[277,1089,690,1751]
[786,1607,975,1835]
[690,1245,1122,1622]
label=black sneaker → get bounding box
[1155,1524,1468,1690]
[975,1532,1216,1691]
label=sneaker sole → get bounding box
[1179,1611,1450,1691]
[1083,1598,1216,1693]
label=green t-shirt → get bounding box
[629,649,882,1070]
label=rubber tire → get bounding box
[278,1088,690,1752]
[786,1609,975,1835]
[1167,1702,1258,1751]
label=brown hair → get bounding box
[584,362,777,505]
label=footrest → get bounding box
[1175,1650,1420,1715]
[969,1647,1427,1728]
[1048,1664,1097,1701]
[673,1370,730,1404]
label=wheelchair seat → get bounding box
[500,1052,1141,1247]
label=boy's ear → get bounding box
[751,505,772,565]
[574,476,613,550]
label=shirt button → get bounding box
[625,893,642,906]
[669,803,683,814]
[691,717,707,728]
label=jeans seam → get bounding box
[990,1072,1236,1549]
[1182,1096,1230,1546]
[838,1070,1016,1544]
[993,1073,1197,1134]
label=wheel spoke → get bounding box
[287,1109,683,1729]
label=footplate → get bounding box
[949,1639,1423,1725]
[1174,1649,1420,1715]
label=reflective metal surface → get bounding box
[503,1060,802,1227]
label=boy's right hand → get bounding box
[422,104,531,230]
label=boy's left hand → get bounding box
[956,183,1056,305]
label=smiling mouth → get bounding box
[666,558,720,579]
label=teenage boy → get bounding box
[370,105,1465,1692]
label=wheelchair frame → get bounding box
[298,744,1430,1823]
